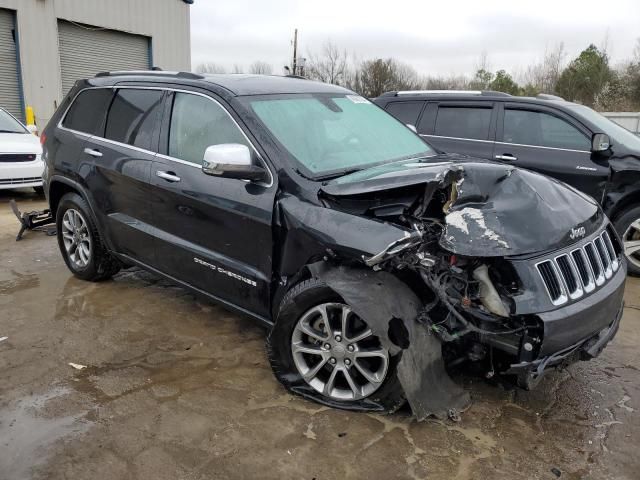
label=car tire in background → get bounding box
[56,192,121,281]
[33,186,44,195]
[614,204,640,276]
[267,278,405,413]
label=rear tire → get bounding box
[267,278,405,413]
[56,192,120,281]
[614,205,640,276]
[33,186,44,195]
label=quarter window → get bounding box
[434,106,492,140]
[504,109,590,150]
[105,89,164,150]
[62,89,114,135]
[385,101,424,127]
[168,93,249,165]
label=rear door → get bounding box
[419,102,496,159]
[149,90,276,318]
[383,101,425,131]
[495,103,608,200]
[82,87,163,265]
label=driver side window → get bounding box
[168,93,249,165]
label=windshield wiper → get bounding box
[314,167,363,181]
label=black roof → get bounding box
[94,71,350,96]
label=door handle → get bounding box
[156,170,181,182]
[495,154,517,161]
[83,148,102,158]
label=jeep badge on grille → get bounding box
[570,226,586,240]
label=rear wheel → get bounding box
[267,278,405,412]
[56,193,121,281]
[33,186,44,195]
[614,205,640,276]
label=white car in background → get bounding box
[0,107,43,193]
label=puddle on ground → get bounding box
[0,272,39,295]
[0,386,92,480]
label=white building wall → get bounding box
[601,112,640,135]
[0,0,191,126]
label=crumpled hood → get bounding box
[320,157,602,257]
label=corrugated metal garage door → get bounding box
[57,20,150,96]
[0,9,23,120]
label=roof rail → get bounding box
[536,93,565,101]
[389,90,511,97]
[95,70,204,80]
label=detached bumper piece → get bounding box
[506,301,624,389]
[10,199,55,241]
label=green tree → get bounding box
[469,68,493,90]
[489,70,521,95]
[556,44,613,106]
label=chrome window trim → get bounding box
[495,141,590,154]
[420,134,494,144]
[57,85,274,188]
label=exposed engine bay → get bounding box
[283,159,624,420]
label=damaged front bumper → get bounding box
[505,263,626,389]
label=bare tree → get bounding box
[249,61,273,75]
[351,58,419,98]
[520,43,566,94]
[232,64,244,74]
[195,62,226,74]
[307,41,349,85]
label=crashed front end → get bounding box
[309,159,626,419]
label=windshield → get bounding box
[245,94,433,178]
[0,108,27,134]
[567,104,640,150]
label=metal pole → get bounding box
[292,28,298,75]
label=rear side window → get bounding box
[62,89,113,135]
[105,89,164,150]
[504,109,590,150]
[385,101,424,127]
[434,106,492,140]
[168,93,249,165]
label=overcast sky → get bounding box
[190,0,640,78]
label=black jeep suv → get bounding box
[41,72,626,419]
[374,90,640,275]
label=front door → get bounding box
[149,90,276,318]
[494,103,609,201]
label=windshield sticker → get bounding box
[346,95,370,104]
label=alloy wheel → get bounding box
[291,302,389,401]
[61,208,92,269]
[623,218,640,270]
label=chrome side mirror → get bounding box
[591,133,611,153]
[202,144,268,182]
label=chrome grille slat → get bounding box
[536,226,621,306]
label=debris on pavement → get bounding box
[10,199,55,241]
[68,362,87,370]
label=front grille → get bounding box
[0,154,37,163]
[0,176,42,185]
[536,227,621,306]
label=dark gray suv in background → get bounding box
[374,90,640,275]
[41,72,626,419]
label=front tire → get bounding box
[614,205,640,276]
[56,192,120,281]
[267,278,405,413]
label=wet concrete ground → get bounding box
[0,190,639,480]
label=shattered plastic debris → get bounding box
[68,362,87,370]
[0,336,8,343]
